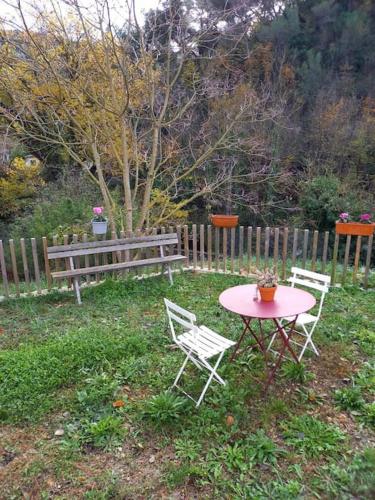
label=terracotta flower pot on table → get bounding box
[258,286,277,302]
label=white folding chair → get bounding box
[164,298,236,407]
[267,267,330,362]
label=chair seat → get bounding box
[283,313,318,325]
[177,325,236,359]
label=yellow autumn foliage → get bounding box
[0,157,44,217]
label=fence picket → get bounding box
[0,240,9,297]
[256,227,261,268]
[9,239,20,297]
[230,227,235,273]
[264,227,270,267]
[215,227,220,271]
[31,238,41,294]
[223,228,227,272]
[282,227,288,280]
[83,234,91,283]
[292,228,299,267]
[342,235,351,285]
[93,234,100,283]
[20,238,30,290]
[183,225,189,267]
[302,229,309,268]
[42,237,52,291]
[363,234,373,289]
[200,224,205,269]
[247,226,253,274]
[273,228,279,272]
[331,233,340,285]
[239,226,244,272]
[207,225,212,270]
[311,230,319,271]
[322,231,329,273]
[352,236,362,284]
[192,224,197,269]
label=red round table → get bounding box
[219,284,316,388]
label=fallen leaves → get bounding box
[112,400,125,408]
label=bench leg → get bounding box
[73,277,82,305]
[167,265,173,285]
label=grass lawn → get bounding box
[0,271,374,498]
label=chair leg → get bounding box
[172,353,190,388]
[196,352,225,407]
[296,324,319,361]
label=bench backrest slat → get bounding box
[48,233,178,260]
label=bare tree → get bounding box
[0,0,285,232]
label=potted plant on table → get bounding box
[255,267,278,302]
[335,212,375,236]
[91,206,108,235]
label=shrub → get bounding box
[142,392,189,425]
[282,415,346,458]
[334,386,365,411]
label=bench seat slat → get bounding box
[48,233,177,253]
[51,255,185,279]
[48,238,178,260]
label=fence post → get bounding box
[215,227,220,272]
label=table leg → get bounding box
[264,317,299,390]
[230,316,270,361]
[230,316,252,361]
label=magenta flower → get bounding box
[93,206,103,215]
[339,212,349,222]
[359,213,372,223]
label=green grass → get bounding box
[0,271,374,497]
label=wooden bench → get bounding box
[46,233,185,304]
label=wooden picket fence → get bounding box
[0,224,374,299]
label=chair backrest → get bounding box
[164,298,197,343]
[288,267,331,318]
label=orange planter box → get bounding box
[211,215,239,228]
[335,222,375,236]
